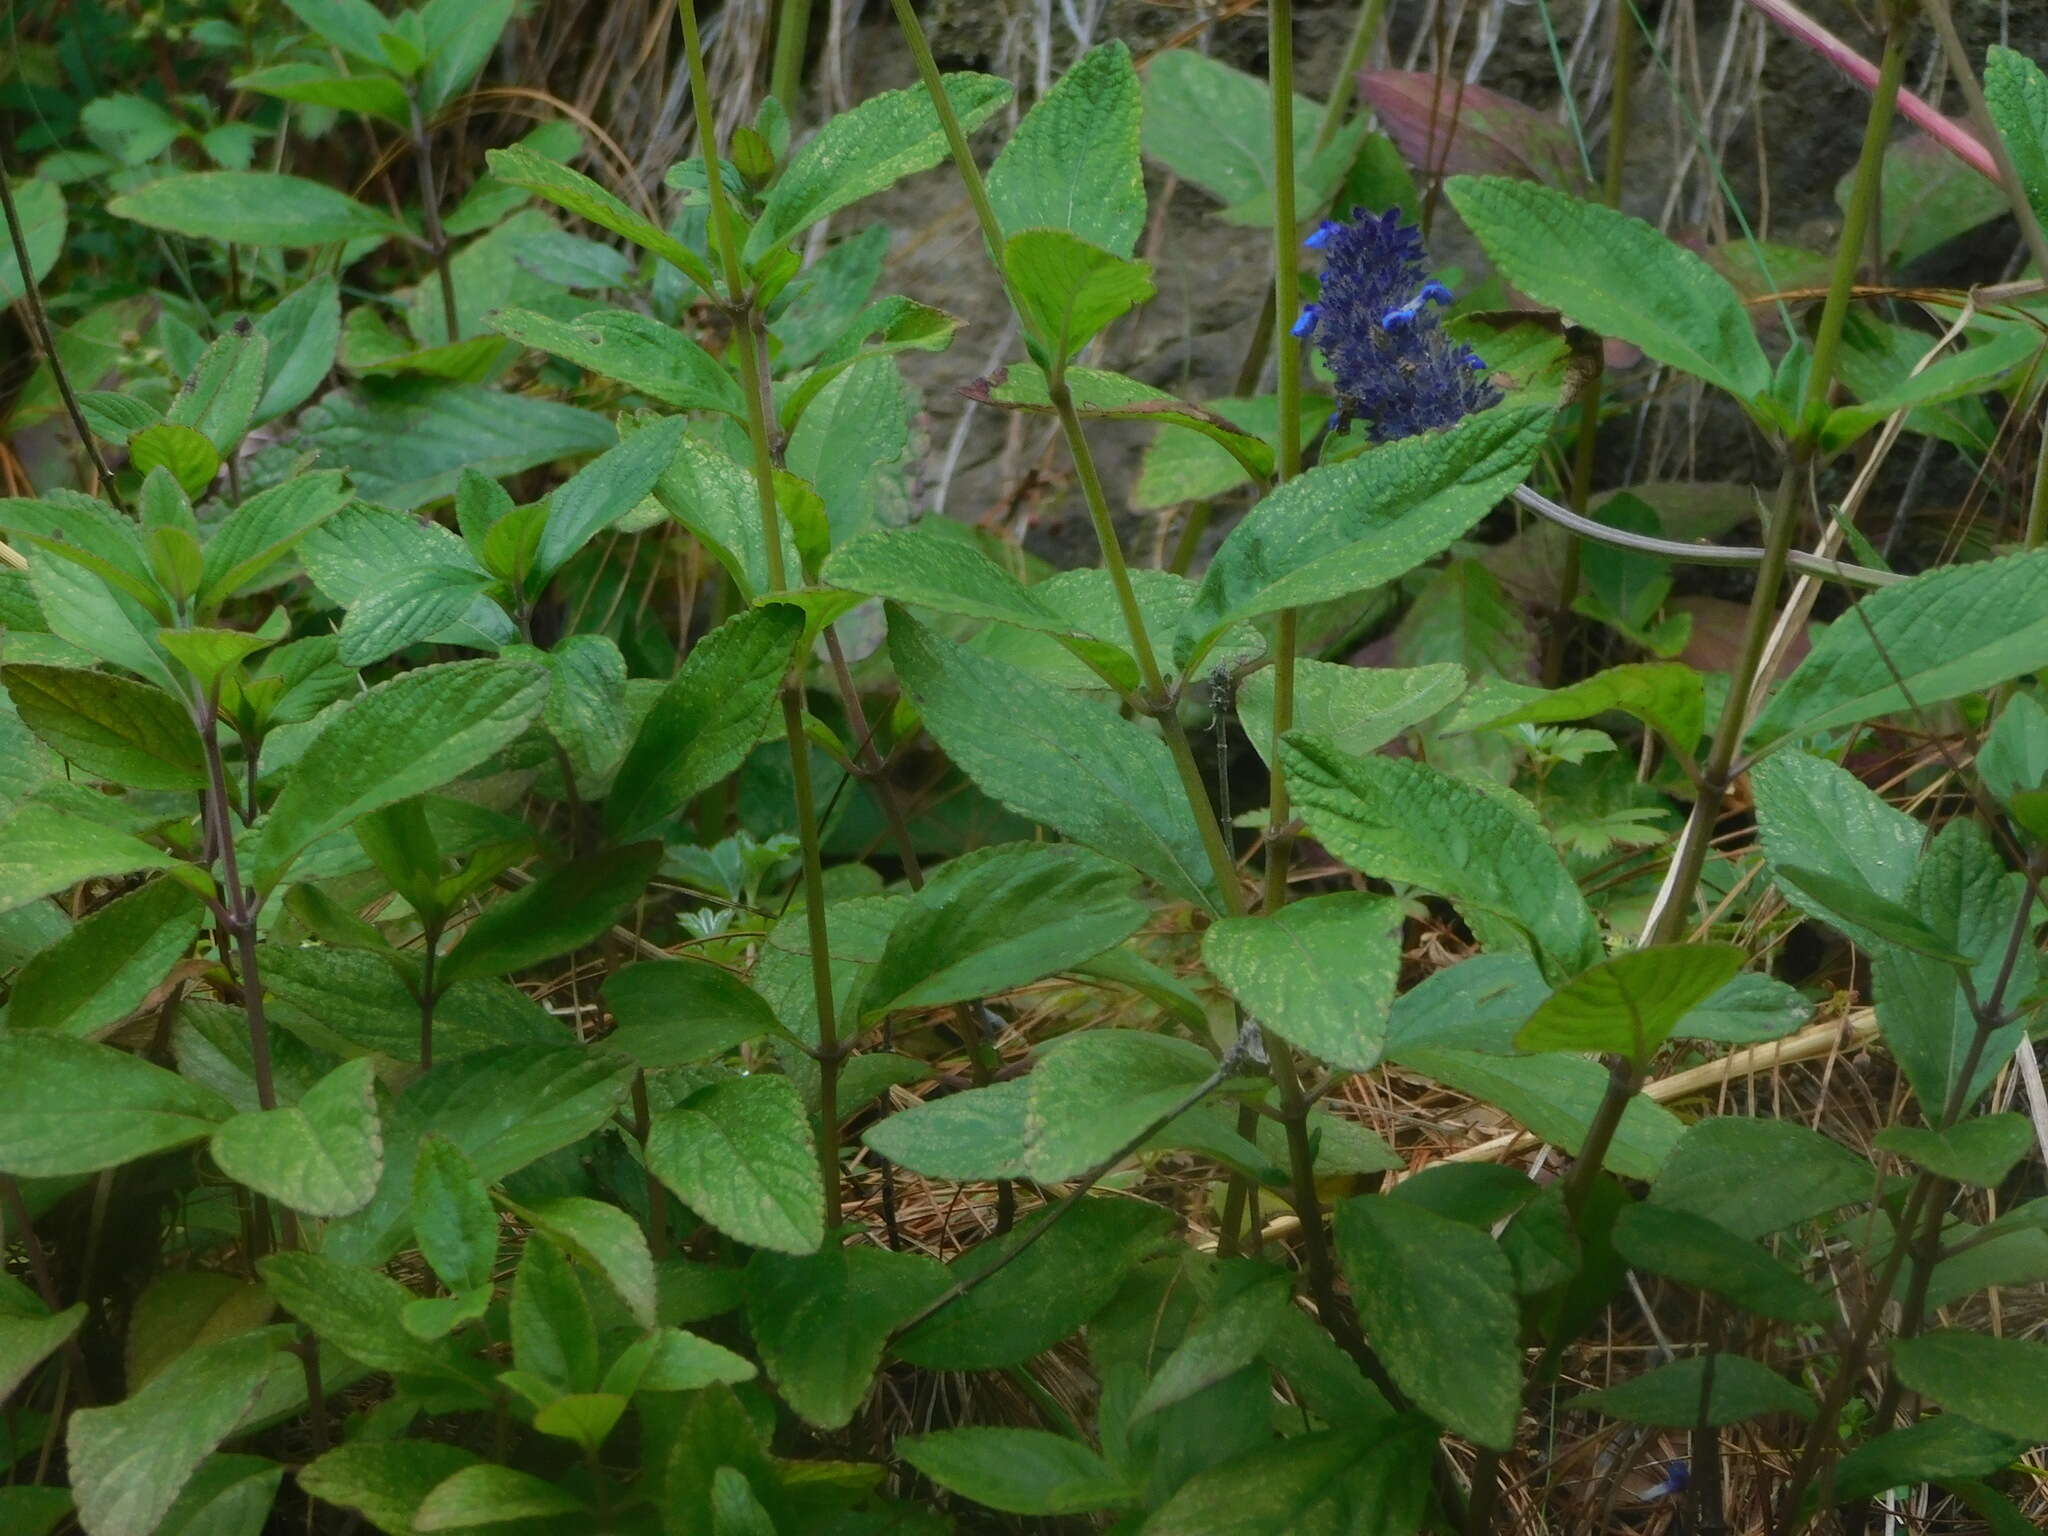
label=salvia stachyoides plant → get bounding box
[1293,206,1502,443]
[4,0,2048,1532]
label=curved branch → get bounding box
[1511,485,1904,590]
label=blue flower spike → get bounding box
[1298,206,1503,443]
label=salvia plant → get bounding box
[2,0,2048,1531]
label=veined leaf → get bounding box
[1445,176,1770,402]
[109,172,404,247]
[987,41,1145,256]
[891,611,1221,912]
[1203,893,1403,1072]
[485,145,714,292]
[1180,406,1550,671]
[746,73,1012,260]
[490,305,745,414]
[3,663,206,789]
[252,659,549,889]
[1749,550,2048,748]
[647,1076,823,1255]
[1281,733,1601,980]
[1515,945,1746,1065]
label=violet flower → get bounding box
[1293,207,1501,445]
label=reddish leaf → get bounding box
[1357,71,1593,194]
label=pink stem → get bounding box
[1741,0,1998,182]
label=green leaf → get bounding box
[167,327,268,456]
[1873,819,2035,1115]
[1334,1195,1520,1448]
[489,305,743,414]
[1749,551,2048,748]
[411,1134,498,1295]
[252,658,549,888]
[647,1075,823,1255]
[899,1428,1134,1517]
[1390,1046,1681,1180]
[783,354,910,547]
[232,62,409,123]
[209,1058,382,1218]
[0,802,180,916]
[821,522,1069,633]
[128,423,221,497]
[1281,734,1601,980]
[0,1035,234,1177]
[1135,1263,1293,1419]
[252,276,342,425]
[0,177,63,306]
[965,364,1276,485]
[1203,892,1402,1072]
[1140,50,1369,228]
[1835,1415,2027,1505]
[261,944,558,1064]
[414,1465,586,1529]
[1750,748,1924,952]
[484,145,714,292]
[605,605,801,839]
[537,415,689,580]
[439,842,661,985]
[987,41,1144,256]
[1003,229,1154,365]
[404,1045,634,1184]
[654,433,802,603]
[196,470,352,610]
[891,611,1220,911]
[335,564,493,667]
[302,384,614,513]
[155,1454,281,1536]
[1141,1422,1431,1536]
[1649,1117,1871,1239]
[602,958,784,1068]
[896,1198,1171,1370]
[862,1079,1030,1181]
[1515,944,1745,1064]
[520,1196,656,1329]
[1985,47,2048,235]
[509,1233,599,1392]
[1180,406,1550,670]
[746,73,1012,260]
[108,171,404,246]
[863,843,1147,1018]
[258,1252,473,1382]
[1024,1030,1220,1182]
[746,1244,949,1428]
[67,1329,285,1536]
[3,664,204,789]
[1568,1353,1814,1426]
[1236,661,1462,766]
[418,0,516,110]
[297,1442,484,1536]
[1611,1203,1831,1323]
[1875,1115,2034,1188]
[0,1298,85,1402]
[1470,661,1704,751]
[1445,176,1771,401]
[124,1272,274,1391]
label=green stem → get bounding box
[417,920,442,1072]
[1263,0,1303,908]
[679,0,839,1223]
[408,91,459,343]
[0,140,123,507]
[769,0,814,117]
[1315,0,1390,153]
[1543,351,1604,688]
[1644,17,1910,950]
[1601,0,1636,210]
